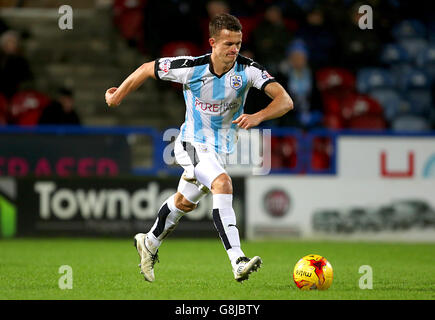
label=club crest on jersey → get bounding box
[230,75,243,90]
[159,59,171,73]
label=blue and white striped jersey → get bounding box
[154,54,276,154]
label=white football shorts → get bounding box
[174,135,227,191]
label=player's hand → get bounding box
[232,114,262,130]
[105,87,119,107]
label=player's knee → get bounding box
[174,192,197,212]
[211,173,233,194]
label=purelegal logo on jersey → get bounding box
[195,97,221,114]
[230,75,243,90]
[194,97,239,115]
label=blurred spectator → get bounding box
[38,87,81,125]
[335,2,382,72]
[113,0,147,53]
[0,30,33,98]
[230,0,261,18]
[206,0,230,18]
[0,17,9,36]
[199,0,231,52]
[143,0,203,58]
[278,40,323,129]
[295,6,338,69]
[251,5,292,74]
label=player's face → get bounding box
[210,29,242,65]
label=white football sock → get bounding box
[146,194,185,254]
[212,194,245,267]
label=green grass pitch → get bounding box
[1,238,434,300]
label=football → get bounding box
[293,254,333,290]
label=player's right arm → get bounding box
[105,61,156,107]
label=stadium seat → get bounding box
[323,113,344,130]
[112,0,147,50]
[315,67,356,93]
[298,110,324,128]
[311,137,331,170]
[380,43,410,66]
[399,38,428,63]
[396,68,430,91]
[0,93,8,125]
[281,136,298,168]
[391,19,426,40]
[161,41,201,58]
[340,93,384,120]
[391,114,431,131]
[369,88,402,122]
[416,44,435,81]
[405,91,433,116]
[398,69,433,116]
[270,153,284,168]
[270,136,284,168]
[238,16,262,44]
[356,68,395,93]
[9,90,51,125]
[427,21,435,43]
[321,92,342,115]
[270,136,297,169]
[347,114,386,130]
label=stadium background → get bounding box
[0,0,435,301]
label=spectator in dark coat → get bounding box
[0,30,33,98]
[38,88,81,125]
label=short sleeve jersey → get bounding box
[154,54,276,154]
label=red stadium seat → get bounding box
[113,0,147,52]
[238,16,262,43]
[271,153,284,168]
[347,114,386,130]
[270,136,297,169]
[0,93,8,125]
[323,113,344,129]
[270,136,283,168]
[161,41,201,58]
[311,137,331,170]
[9,90,51,125]
[311,151,330,170]
[316,67,356,92]
[115,9,144,41]
[281,136,298,168]
[322,93,341,115]
[341,93,384,120]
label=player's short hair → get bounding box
[209,13,242,38]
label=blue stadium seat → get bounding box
[356,68,395,93]
[398,69,433,117]
[369,88,402,122]
[405,90,433,116]
[416,44,435,81]
[380,43,411,66]
[398,68,431,90]
[427,21,435,43]
[399,38,428,63]
[391,114,431,132]
[392,19,426,40]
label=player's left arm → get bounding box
[232,82,293,129]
